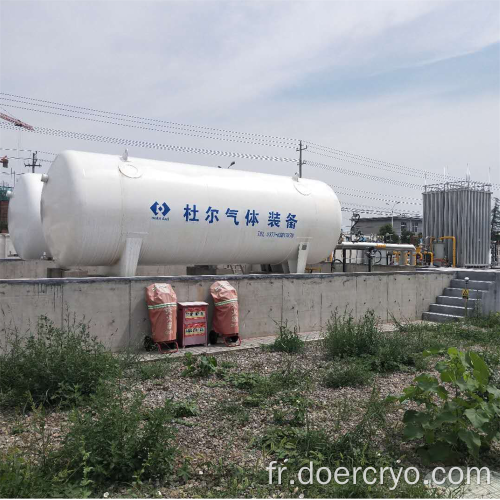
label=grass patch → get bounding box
[0,316,121,409]
[216,401,250,424]
[223,357,311,405]
[135,360,171,380]
[323,311,447,374]
[323,359,373,388]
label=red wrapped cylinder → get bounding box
[210,281,240,346]
[145,283,178,351]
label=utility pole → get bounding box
[297,140,307,178]
[25,151,41,173]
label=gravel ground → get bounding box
[1,337,498,498]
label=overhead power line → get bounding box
[0,122,297,163]
[0,101,297,150]
[0,122,428,192]
[0,92,471,185]
[0,94,296,146]
[306,159,422,190]
[334,187,422,207]
[307,147,446,183]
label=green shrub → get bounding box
[267,322,304,354]
[0,448,94,499]
[391,347,500,464]
[181,353,218,378]
[323,310,378,359]
[323,360,373,388]
[0,317,120,408]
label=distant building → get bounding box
[355,216,422,237]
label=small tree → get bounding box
[400,229,414,244]
[491,198,500,242]
[378,223,399,243]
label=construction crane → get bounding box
[0,110,35,182]
[0,111,34,131]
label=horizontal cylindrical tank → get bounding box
[7,173,52,260]
[41,150,342,275]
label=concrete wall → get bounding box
[0,271,454,351]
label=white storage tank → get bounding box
[41,150,342,276]
[7,173,52,260]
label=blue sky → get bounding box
[0,0,499,226]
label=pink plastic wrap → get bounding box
[145,283,177,343]
[210,281,239,336]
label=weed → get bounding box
[324,310,378,359]
[219,360,237,370]
[217,401,250,424]
[255,389,435,497]
[466,311,500,329]
[135,360,171,380]
[0,316,120,409]
[56,380,178,485]
[170,399,199,418]
[390,347,500,465]
[266,321,305,354]
[182,353,218,378]
[324,312,447,374]
[0,400,95,498]
[272,395,309,426]
[323,360,373,388]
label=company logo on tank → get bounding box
[150,201,171,221]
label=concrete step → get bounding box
[422,311,463,323]
[456,271,498,282]
[443,287,487,299]
[429,303,467,317]
[449,279,494,291]
[436,295,477,307]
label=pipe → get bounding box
[440,236,456,267]
[423,251,434,265]
[429,237,435,253]
[336,242,415,252]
